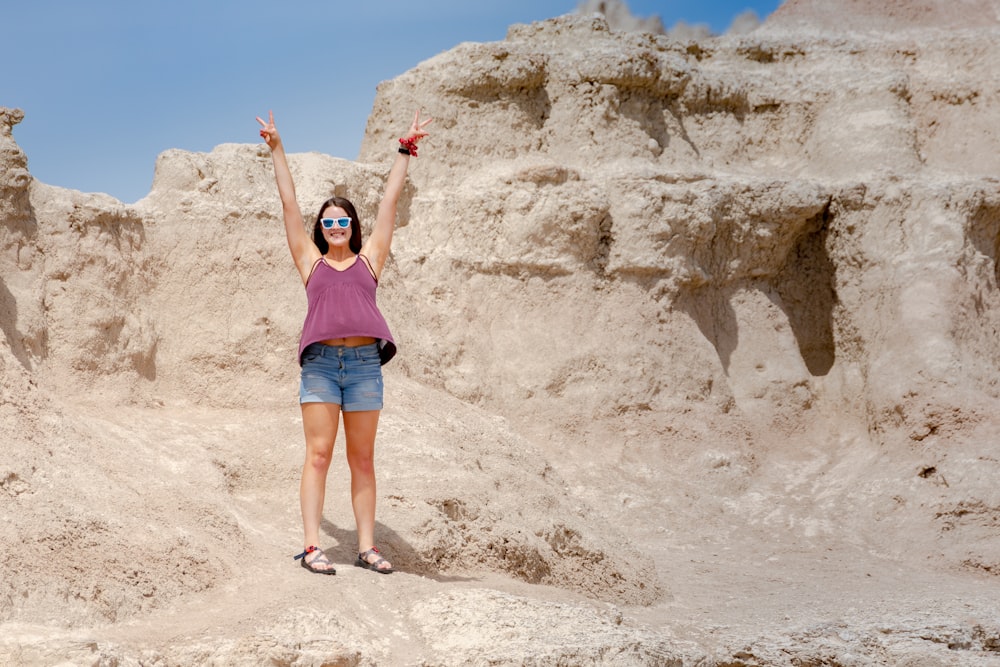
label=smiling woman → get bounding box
[256,108,431,576]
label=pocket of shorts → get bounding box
[358,351,380,365]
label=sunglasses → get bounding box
[320,217,351,229]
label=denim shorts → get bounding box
[299,342,384,411]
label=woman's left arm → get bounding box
[363,110,432,278]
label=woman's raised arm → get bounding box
[363,110,432,278]
[257,111,320,284]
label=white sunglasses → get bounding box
[320,217,351,229]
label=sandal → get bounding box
[355,547,394,574]
[294,545,336,575]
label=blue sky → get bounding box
[5,1,782,203]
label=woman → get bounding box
[256,109,431,575]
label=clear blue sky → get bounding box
[4,1,782,203]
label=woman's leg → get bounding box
[343,409,391,569]
[300,402,340,571]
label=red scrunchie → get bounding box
[399,136,419,157]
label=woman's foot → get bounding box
[294,545,337,575]
[355,547,393,574]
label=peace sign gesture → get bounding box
[407,109,433,143]
[398,109,433,156]
[256,110,281,151]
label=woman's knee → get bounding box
[305,442,334,471]
[347,451,375,476]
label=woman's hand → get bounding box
[256,110,282,151]
[403,109,433,148]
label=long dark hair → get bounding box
[313,196,362,255]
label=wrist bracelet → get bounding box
[398,137,419,157]
[398,147,411,155]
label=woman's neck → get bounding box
[325,247,355,262]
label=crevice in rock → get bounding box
[967,196,1000,287]
[593,211,614,275]
[774,197,837,377]
[676,286,739,374]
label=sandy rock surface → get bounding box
[3,1,1000,664]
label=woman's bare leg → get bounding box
[299,402,340,571]
[343,409,391,570]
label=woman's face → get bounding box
[321,205,352,248]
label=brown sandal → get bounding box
[355,547,393,574]
[294,545,337,575]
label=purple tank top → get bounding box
[298,255,396,365]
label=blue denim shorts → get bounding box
[299,342,384,411]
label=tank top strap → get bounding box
[305,255,325,285]
[357,253,378,283]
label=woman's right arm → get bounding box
[257,111,320,284]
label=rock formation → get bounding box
[2,0,1000,664]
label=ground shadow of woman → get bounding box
[320,518,476,582]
